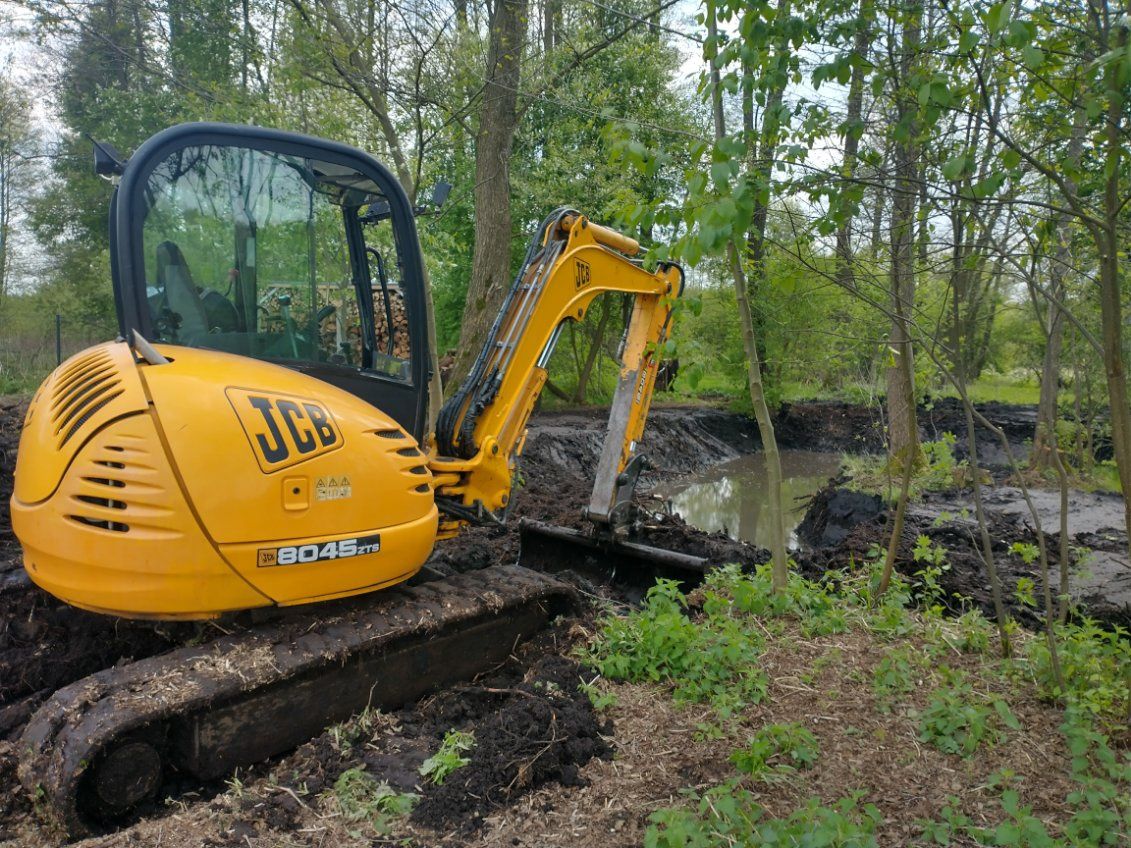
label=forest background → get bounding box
[0,0,1126,503]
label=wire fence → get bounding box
[0,314,111,394]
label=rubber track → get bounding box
[18,565,577,838]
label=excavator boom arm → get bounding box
[428,210,682,535]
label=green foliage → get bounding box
[585,574,767,717]
[729,723,820,781]
[419,730,475,785]
[1060,711,1131,845]
[916,714,1129,846]
[578,678,619,711]
[918,433,961,491]
[917,673,1020,757]
[844,435,966,501]
[703,563,849,637]
[871,646,925,707]
[1017,619,1130,727]
[644,789,882,848]
[331,768,417,830]
[911,535,950,611]
[948,609,995,655]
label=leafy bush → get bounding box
[1060,711,1131,845]
[729,723,820,780]
[586,575,767,717]
[703,563,848,636]
[871,647,926,707]
[645,790,882,848]
[1018,619,1130,728]
[917,674,1020,756]
[916,716,1129,847]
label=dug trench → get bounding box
[0,397,1126,845]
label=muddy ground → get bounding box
[0,397,1126,846]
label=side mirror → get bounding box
[411,181,452,216]
[91,139,126,180]
[429,181,452,208]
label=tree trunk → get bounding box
[886,1,922,466]
[449,0,529,388]
[1032,115,1084,472]
[834,0,873,290]
[708,2,789,590]
[1098,12,1131,556]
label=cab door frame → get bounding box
[110,122,431,440]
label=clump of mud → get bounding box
[411,655,612,832]
[796,485,885,547]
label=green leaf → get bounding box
[993,699,1021,731]
[985,1,1011,35]
[1001,149,1021,170]
[1021,45,1045,70]
[941,155,967,181]
[972,172,1007,198]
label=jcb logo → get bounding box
[574,259,591,289]
[226,388,342,472]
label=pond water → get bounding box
[651,451,844,550]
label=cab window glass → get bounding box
[139,144,411,381]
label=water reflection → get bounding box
[652,451,843,550]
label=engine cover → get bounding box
[11,342,438,619]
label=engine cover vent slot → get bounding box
[67,515,130,533]
[75,494,127,510]
[374,429,406,439]
[50,348,125,449]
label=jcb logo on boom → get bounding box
[226,388,343,472]
[574,259,591,289]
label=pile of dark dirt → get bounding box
[775,401,886,453]
[411,655,612,832]
[208,628,610,844]
[796,485,885,547]
[797,483,1130,629]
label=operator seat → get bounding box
[155,241,209,342]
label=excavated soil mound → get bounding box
[205,630,610,845]
[797,483,1130,629]
[796,485,885,546]
[411,655,612,832]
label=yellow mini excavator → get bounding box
[10,123,699,835]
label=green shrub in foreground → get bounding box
[917,672,1020,756]
[730,722,820,781]
[585,576,766,717]
[645,790,881,848]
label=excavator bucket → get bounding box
[518,519,711,596]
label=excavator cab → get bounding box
[109,124,431,439]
